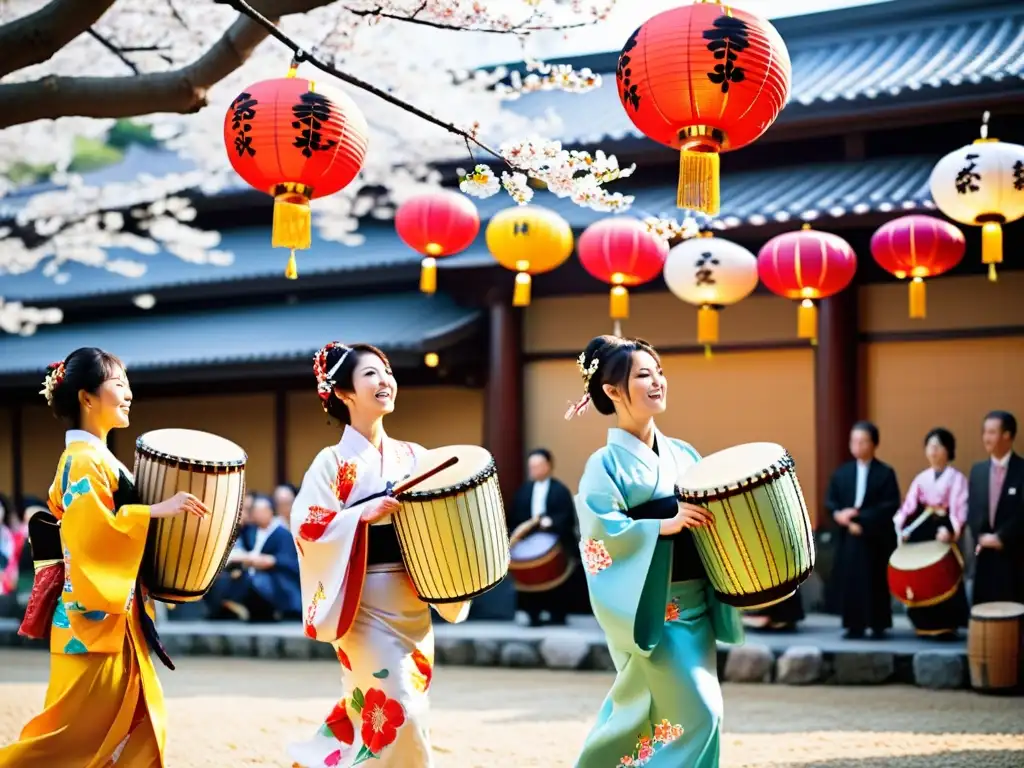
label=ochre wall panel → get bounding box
[19,405,67,498]
[0,408,12,498]
[524,348,817,514]
[863,337,1024,496]
[285,387,485,489]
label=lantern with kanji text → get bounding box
[577,216,669,336]
[663,232,758,355]
[870,215,965,319]
[615,1,791,215]
[395,190,480,294]
[928,112,1024,282]
[485,205,574,306]
[223,67,369,279]
[757,223,858,341]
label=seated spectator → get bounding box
[206,494,301,622]
[0,492,14,596]
[273,483,297,528]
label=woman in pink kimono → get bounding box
[893,427,969,638]
[287,342,470,768]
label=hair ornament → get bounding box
[313,342,346,406]
[39,360,66,406]
[564,351,600,421]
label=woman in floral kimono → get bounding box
[566,335,744,768]
[893,427,970,638]
[0,347,207,768]
[287,342,471,768]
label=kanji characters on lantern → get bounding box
[577,216,669,334]
[223,67,369,279]
[615,2,791,215]
[485,205,574,306]
[395,190,480,294]
[757,223,858,341]
[928,112,1024,281]
[870,215,966,319]
[663,232,758,354]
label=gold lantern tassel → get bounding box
[272,185,312,280]
[698,305,719,359]
[678,149,720,216]
[420,257,437,294]
[981,221,1002,282]
[610,285,629,320]
[513,272,531,306]
[797,299,817,342]
[909,277,926,319]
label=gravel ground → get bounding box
[1,649,1022,767]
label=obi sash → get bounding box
[625,495,708,583]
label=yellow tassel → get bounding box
[988,262,998,282]
[513,272,531,306]
[909,277,926,319]
[677,149,720,215]
[797,299,817,341]
[697,305,719,345]
[272,194,311,251]
[610,285,629,319]
[420,257,437,294]
[284,250,298,280]
[704,345,713,359]
[981,221,1002,280]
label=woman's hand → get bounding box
[360,496,400,524]
[661,502,714,536]
[936,528,952,543]
[150,491,209,519]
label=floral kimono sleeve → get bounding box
[576,449,670,657]
[291,447,372,644]
[51,452,150,615]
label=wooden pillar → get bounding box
[484,295,524,511]
[11,404,23,505]
[814,288,860,527]
[274,389,288,485]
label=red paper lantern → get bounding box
[578,217,669,332]
[870,215,965,319]
[394,190,480,294]
[224,68,369,279]
[616,2,791,215]
[757,223,858,341]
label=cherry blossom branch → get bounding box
[0,0,118,78]
[86,29,162,75]
[343,4,592,34]
[215,0,511,166]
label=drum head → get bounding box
[409,445,494,493]
[677,442,787,493]
[971,601,1024,620]
[889,540,951,569]
[510,531,558,561]
[137,428,247,466]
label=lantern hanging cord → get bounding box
[215,0,512,169]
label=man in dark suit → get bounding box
[967,410,1024,605]
[826,420,901,639]
[507,448,577,626]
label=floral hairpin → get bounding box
[39,360,66,406]
[564,351,600,421]
[313,343,342,408]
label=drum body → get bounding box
[968,601,1024,692]
[135,429,247,604]
[509,531,575,593]
[675,442,815,610]
[394,445,509,603]
[887,540,963,608]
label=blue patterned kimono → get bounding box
[575,427,744,768]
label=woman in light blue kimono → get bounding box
[566,335,744,768]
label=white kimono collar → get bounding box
[65,429,133,480]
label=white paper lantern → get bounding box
[664,232,759,348]
[928,113,1024,281]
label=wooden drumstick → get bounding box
[391,456,459,497]
[509,516,542,547]
[899,506,936,541]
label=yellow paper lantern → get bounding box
[663,232,758,356]
[928,112,1024,282]
[485,205,574,306]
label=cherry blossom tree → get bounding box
[0,0,699,336]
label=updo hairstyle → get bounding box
[44,347,126,428]
[315,342,391,425]
[581,335,661,416]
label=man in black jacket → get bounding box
[826,421,901,639]
[507,448,577,626]
[967,410,1024,605]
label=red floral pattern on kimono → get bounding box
[299,506,338,542]
[616,720,683,767]
[360,688,406,754]
[305,582,326,639]
[332,461,357,504]
[410,648,433,693]
[322,699,355,745]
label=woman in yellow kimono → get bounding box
[0,347,207,768]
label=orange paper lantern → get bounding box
[616,1,791,215]
[395,190,480,294]
[224,67,369,279]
